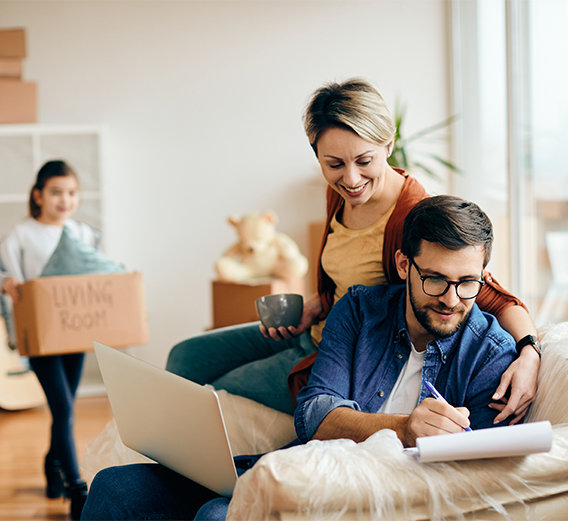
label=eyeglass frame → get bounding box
[409,259,485,300]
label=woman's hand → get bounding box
[489,346,540,424]
[490,305,540,424]
[259,293,323,341]
[1,276,21,302]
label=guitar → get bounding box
[0,306,45,411]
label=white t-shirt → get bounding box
[0,218,100,283]
[378,343,426,415]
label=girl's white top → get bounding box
[0,218,100,283]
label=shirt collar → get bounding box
[394,289,412,347]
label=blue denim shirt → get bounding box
[294,284,517,443]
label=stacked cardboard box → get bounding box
[0,28,37,123]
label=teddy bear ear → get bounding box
[263,210,278,225]
[228,215,241,226]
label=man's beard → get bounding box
[408,276,473,339]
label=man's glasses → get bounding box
[410,259,485,299]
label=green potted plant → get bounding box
[388,102,459,180]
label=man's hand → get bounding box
[404,398,471,447]
[1,276,20,302]
[489,346,540,424]
[260,294,323,341]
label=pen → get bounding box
[424,380,472,432]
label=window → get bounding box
[451,0,568,325]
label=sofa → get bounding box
[82,322,568,521]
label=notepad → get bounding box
[404,421,553,463]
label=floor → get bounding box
[0,395,113,521]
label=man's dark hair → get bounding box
[401,195,493,267]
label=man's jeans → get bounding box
[81,455,262,521]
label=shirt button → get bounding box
[396,353,403,359]
[443,355,447,361]
[379,390,385,397]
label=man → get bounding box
[82,196,519,521]
[295,195,519,447]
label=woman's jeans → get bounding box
[29,352,85,483]
[166,322,316,415]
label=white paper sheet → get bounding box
[410,421,552,463]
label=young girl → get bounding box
[0,160,100,521]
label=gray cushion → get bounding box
[41,225,125,277]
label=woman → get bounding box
[169,78,539,423]
[82,78,541,521]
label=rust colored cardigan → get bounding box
[287,170,527,401]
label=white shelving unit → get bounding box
[0,124,106,396]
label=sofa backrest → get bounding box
[526,322,568,425]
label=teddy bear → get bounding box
[215,211,309,283]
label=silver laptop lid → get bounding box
[93,341,238,497]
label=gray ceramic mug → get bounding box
[255,293,304,329]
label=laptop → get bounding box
[93,341,238,497]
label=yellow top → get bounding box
[310,204,395,345]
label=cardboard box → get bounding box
[14,272,149,356]
[212,278,305,329]
[0,57,22,78]
[0,28,27,58]
[0,80,37,123]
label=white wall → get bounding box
[0,0,452,366]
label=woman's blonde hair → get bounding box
[303,78,396,155]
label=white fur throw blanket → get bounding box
[227,426,568,521]
[226,322,568,521]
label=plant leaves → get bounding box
[427,153,461,172]
[405,115,459,143]
[391,103,460,178]
[412,160,444,181]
